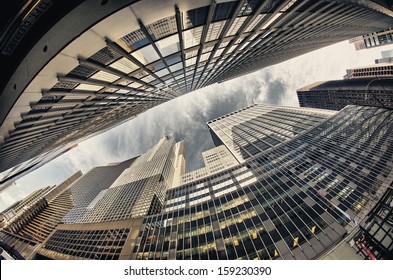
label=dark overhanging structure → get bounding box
[1,0,393,186]
[297,78,393,111]
[0,0,140,187]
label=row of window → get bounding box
[134,106,393,259]
[43,228,130,260]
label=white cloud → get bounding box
[0,192,16,211]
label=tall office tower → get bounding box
[177,145,238,186]
[60,159,135,224]
[207,104,335,162]
[63,136,185,224]
[350,28,393,50]
[297,78,393,111]
[172,141,187,188]
[0,172,82,259]
[133,105,393,260]
[36,137,185,260]
[375,49,393,64]
[1,0,393,181]
[0,159,132,259]
[1,172,82,242]
[1,187,54,225]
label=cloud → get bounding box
[256,71,287,105]
[0,192,16,211]
[76,76,273,171]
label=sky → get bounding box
[0,41,392,211]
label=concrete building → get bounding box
[350,28,393,50]
[0,172,82,259]
[1,0,393,183]
[344,64,393,79]
[344,50,393,79]
[3,172,82,243]
[178,145,238,186]
[0,136,185,259]
[62,136,186,224]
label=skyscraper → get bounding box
[1,0,393,180]
[207,104,335,162]
[0,172,82,259]
[178,145,238,186]
[2,172,82,243]
[0,144,78,191]
[60,159,137,224]
[40,137,184,260]
[296,78,393,110]
[62,136,185,224]
[2,103,392,260]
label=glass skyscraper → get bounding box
[132,105,393,260]
[62,137,185,224]
[207,104,335,162]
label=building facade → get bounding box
[207,104,335,162]
[297,78,393,111]
[60,159,137,224]
[2,103,392,260]
[178,145,238,186]
[344,64,393,79]
[344,50,393,79]
[3,172,83,243]
[0,144,79,192]
[62,136,185,224]
[0,172,82,259]
[350,28,393,50]
[1,0,393,181]
[1,136,186,260]
[132,105,393,260]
